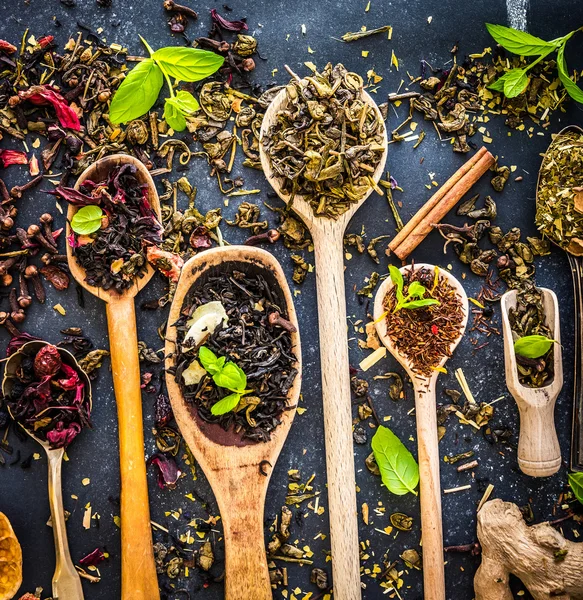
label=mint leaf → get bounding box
[170,90,200,113]
[70,205,104,235]
[401,298,440,310]
[211,392,241,416]
[568,472,583,505]
[389,265,404,304]
[488,71,513,92]
[109,58,163,124]
[163,98,187,131]
[213,361,247,392]
[407,281,426,299]
[152,47,224,82]
[514,334,556,359]
[485,23,557,56]
[557,44,583,104]
[372,426,419,496]
[503,69,530,97]
[198,346,222,376]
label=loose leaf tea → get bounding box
[55,164,163,293]
[172,268,298,442]
[5,344,91,449]
[536,129,583,255]
[371,425,419,496]
[262,63,385,218]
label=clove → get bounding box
[163,0,198,19]
[39,214,57,249]
[244,229,280,246]
[17,267,31,309]
[27,225,57,254]
[8,288,24,323]
[10,173,44,199]
[268,311,297,333]
[0,312,20,337]
[24,265,45,303]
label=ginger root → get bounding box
[475,499,583,600]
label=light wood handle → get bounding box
[413,382,445,600]
[219,466,271,600]
[312,228,361,600]
[568,253,583,471]
[106,297,159,600]
[517,401,561,477]
[47,448,84,600]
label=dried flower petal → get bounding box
[18,85,81,131]
[210,8,248,31]
[147,453,181,489]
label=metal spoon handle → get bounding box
[568,254,583,471]
[46,448,84,600]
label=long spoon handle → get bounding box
[413,380,445,600]
[569,253,583,471]
[47,448,84,600]
[106,296,159,600]
[312,228,361,600]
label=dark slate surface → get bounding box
[1,0,583,598]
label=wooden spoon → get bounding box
[500,288,563,476]
[3,340,92,600]
[67,155,160,599]
[373,264,469,600]
[259,78,387,600]
[535,125,583,471]
[164,245,302,600]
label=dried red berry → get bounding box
[33,344,62,378]
[431,324,439,335]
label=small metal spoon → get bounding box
[3,341,91,600]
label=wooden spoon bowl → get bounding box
[67,154,161,599]
[3,340,91,600]
[165,245,302,600]
[373,264,468,600]
[258,74,387,600]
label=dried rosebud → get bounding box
[34,344,62,378]
[241,58,255,72]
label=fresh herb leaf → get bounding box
[389,265,404,303]
[557,44,583,103]
[151,47,224,82]
[488,70,518,92]
[109,58,163,124]
[213,361,247,392]
[372,426,419,495]
[502,68,530,98]
[70,205,104,235]
[400,298,440,310]
[514,334,556,359]
[390,266,440,312]
[485,23,557,56]
[407,281,426,299]
[169,90,200,113]
[568,472,583,505]
[163,99,187,132]
[211,392,242,416]
[198,346,223,376]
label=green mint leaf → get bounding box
[70,205,104,235]
[485,23,557,56]
[568,472,583,505]
[503,69,530,98]
[163,98,187,131]
[152,47,224,82]
[211,392,241,416]
[109,58,163,124]
[514,334,556,359]
[171,90,200,114]
[198,346,222,375]
[401,298,440,310]
[372,426,419,496]
[389,265,404,303]
[406,281,426,300]
[213,361,247,392]
[557,44,583,104]
[488,73,510,92]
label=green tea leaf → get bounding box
[213,361,247,392]
[109,58,163,124]
[514,334,556,359]
[198,346,223,376]
[211,392,241,416]
[70,205,104,235]
[401,298,440,310]
[568,472,583,505]
[407,281,426,299]
[557,44,583,104]
[163,99,187,131]
[485,23,557,56]
[389,265,404,303]
[371,426,419,496]
[503,69,530,98]
[152,47,224,82]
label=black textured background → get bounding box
[1,1,583,599]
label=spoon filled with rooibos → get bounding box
[165,245,301,600]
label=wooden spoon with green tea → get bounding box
[535,125,583,470]
[165,245,302,600]
[259,67,388,600]
[67,154,160,599]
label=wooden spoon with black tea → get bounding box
[165,245,302,600]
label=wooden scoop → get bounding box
[67,155,160,600]
[373,264,468,600]
[3,341,92,600]
[259,79,387,600]
[536,125,583,471]
[500,288,562,477]
[164,246,302,600]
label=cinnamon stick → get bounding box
[389,147,489,253]
[391,149,495,260]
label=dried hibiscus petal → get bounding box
[18,85,81,131]
[0,149,28,168]
[189,226,212,249]
[210,8,248,31]
[58,363,80,390]
[7,333,41,356]
[40,265,70,290]
[0,40,17,54]
[79,548,106,566]
[46,421,81,448]
[146,245,184,283]
[34,344,62,378]
[147,453,181,489]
